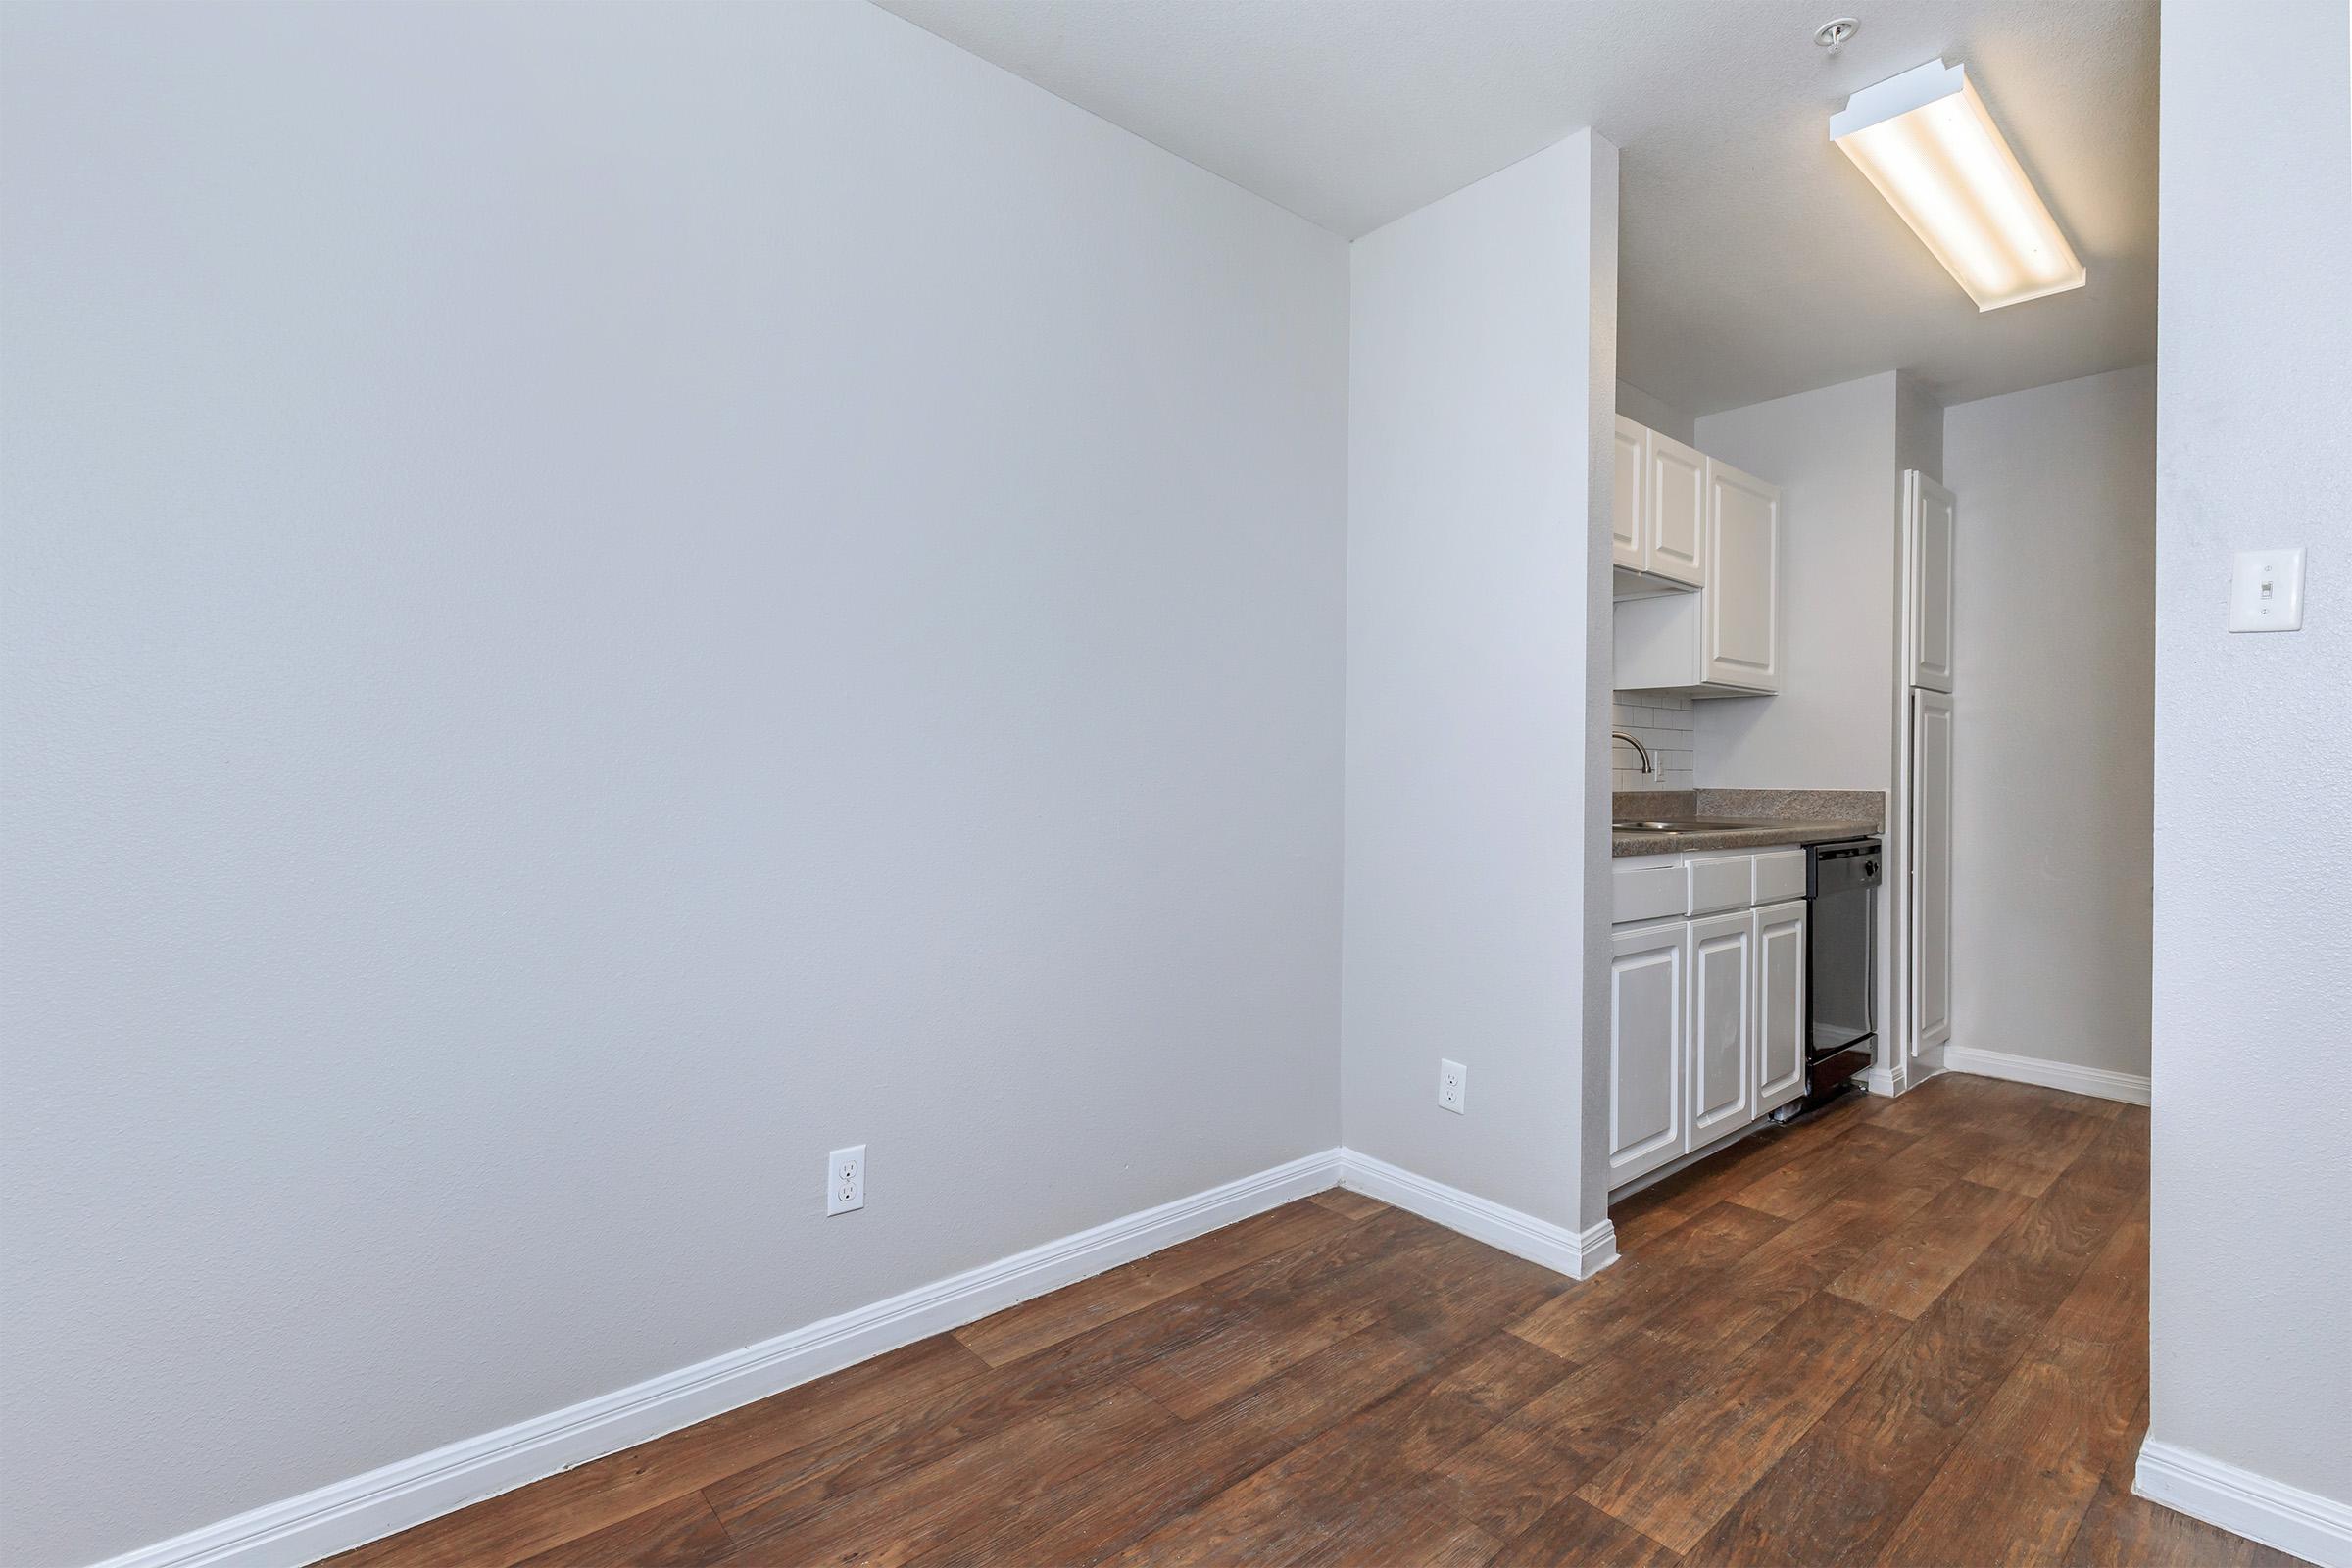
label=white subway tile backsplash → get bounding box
[1609,693,1696,791]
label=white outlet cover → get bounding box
[1438,1058,1467,1114]
[827,1144,865,1216]
[2230,549,2305,632]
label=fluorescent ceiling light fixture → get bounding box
[1831,59,2084,311]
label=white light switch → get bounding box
[2230,549,2305,632]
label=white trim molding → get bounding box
[1941,1044,2150,1106]
[92,1149,1346,1568]
[2136,1439,2352,1568]
[1336,1149,1617,1280]
[93,1143,1610,1568]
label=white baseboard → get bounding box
[93,1148,1346,1568]
[1337,1149,1617,1280]
[1941,1044,2151,1106]
[95,1143,1612,1568]
[1864,1048,1948,1100]
[2135,1438,2352,1568]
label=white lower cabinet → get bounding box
[1610,850,1817,1193]
[1607,918,1689,1188]
[1688,910,1756,1151]
[1753,899,1807,1114]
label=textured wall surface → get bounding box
[1944,366,2155,1082]
[2149,0,2352,1511]
[1342,132,1617,1235]
[1895,373,1945,488]
[1692,374,1902,793]
[0,5,1348,1561]
[876,0,2159,416]
[1615,380,1694,445]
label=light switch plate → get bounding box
[2230,549,2305,632]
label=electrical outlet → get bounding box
[827,1145,865,1215]
[1438,1059,1467,1114]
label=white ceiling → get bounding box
[869,0,2156,416]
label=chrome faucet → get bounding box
[1611,730,1655,777]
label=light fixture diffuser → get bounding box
[1831,59,2084,311]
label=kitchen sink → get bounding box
[1611,816,1780,832]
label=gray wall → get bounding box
[1692,373,1903,792]
[1896,373,1945,486]
[0,4,1348,1561]
[1343,133,1617,1236]
[1944,366,2155,1082]
[1690,374,1914,1090]
[1615,380,1694,445]
[2149,0,2352,1514]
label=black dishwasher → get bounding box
[1805,836,1881,1098]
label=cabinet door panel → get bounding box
[1609,920,1689,1188]
[1907,472,1957,693]
[1754,900,1807,1112]
[1911,691,1954,1054]
[1612,416,1648,572]
[1688,910,1755,1148]
[1704,462,1780,691]
[1646,430,1707,588]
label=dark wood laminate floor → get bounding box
[329,1076,2302,1567]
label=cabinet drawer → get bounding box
[1613,860,1686,925]
[1686,853,1755,916]
[1754,849,1806,905]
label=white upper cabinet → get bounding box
[1644,430,1708,588]
[1611,418,1706,593]
[1612,416,1647,573]
[1907,471,1956,693]
[1703,461,1781,691]
[1609,432,1782,698]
